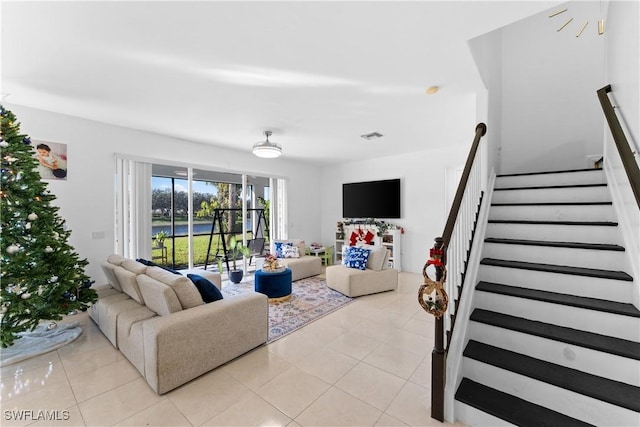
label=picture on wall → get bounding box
[33,140,68,180]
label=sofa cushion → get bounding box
[381,248,391,270]
[101,261,123,292]
[345,246,370,270]
[107,254,128,266]
[145,266,204,309]
[366,247,388,271]
[114,266,145,304]
[326,264,398,297]
[137,275,182,316]
[187,274,224,303]
[121,259,147,275]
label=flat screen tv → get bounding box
[342,178,401,219]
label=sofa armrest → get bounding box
[142,292,268,394]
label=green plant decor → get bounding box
[153,230,168,247]
[0,105,97,347]
[227,235,250,271]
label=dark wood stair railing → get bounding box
[424,123,486,422]
[597,84,640,209]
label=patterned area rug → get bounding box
[222,275,353,343]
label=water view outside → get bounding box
[151,175,255,269]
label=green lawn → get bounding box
[155,234,261,270]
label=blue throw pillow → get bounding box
[274,242,293,259]
[345,247,371,270]
[136,258,181,275]
[187,274,223,303]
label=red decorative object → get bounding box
[349,231,359,246]
[426,248,444,267]
[364,230,375,244]
[418,268,448,318]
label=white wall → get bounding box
[5,104,323,283]
[500,1,606,173]
[603,0,640,305]
[469,28,503,176]
[320,98,476,274]
[605,0,639,147]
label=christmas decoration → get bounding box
[0,105,97,347]
[418,247,448,318]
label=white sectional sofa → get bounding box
[326,246,398,297]
[90,254,268,394]
[272,239,322,281]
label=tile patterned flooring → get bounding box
[1,272,466,426]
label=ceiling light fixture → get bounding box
[252,130,282,158]
[426,86,439,95]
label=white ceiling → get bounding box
[1,1,562,165]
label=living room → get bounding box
[2,1,638,426]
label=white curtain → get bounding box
[115,156,152,259]
[275,178,288,240]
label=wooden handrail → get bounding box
[429,123,487,422]
[441,123,487,261]
[597,85,640,209]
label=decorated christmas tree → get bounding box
[0,105,97,347]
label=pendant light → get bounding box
[252,131,282,158]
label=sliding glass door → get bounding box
[149,165,275,271]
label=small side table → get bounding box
[152,246,168,263]
[254,268,292,302]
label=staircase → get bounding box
[454,168,640,426]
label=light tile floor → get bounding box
[1,272,466,427]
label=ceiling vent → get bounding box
[361,132,383,140]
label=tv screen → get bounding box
[342,179,401,219]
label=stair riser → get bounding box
[495,171,606,188]
[462,359,640,426]
[486,223,623,245]
[474,292,640,341]
[453,401,516,426]
[482,243,628,271]
[489,204,615,222]
[468,323,640,387]
[478,265,633,302]
[492,187,610,204]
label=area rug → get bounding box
[0,321,82,367]
[222,276,353,343]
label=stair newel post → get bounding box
[432,236,445,422]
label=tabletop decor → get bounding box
[262,254,284,273]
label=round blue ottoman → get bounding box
[254,268,292,301]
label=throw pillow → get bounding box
[345,246,371,270]
[366,247,387,271]
[187,274,223,303]
[274,241,293,258]
[341,245,350,266]
[282,245,300,258]
[136,258,181,275]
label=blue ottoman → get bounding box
[254,268,292,302]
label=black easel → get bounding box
[204,208,268,270]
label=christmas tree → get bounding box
[0,105,97,347]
